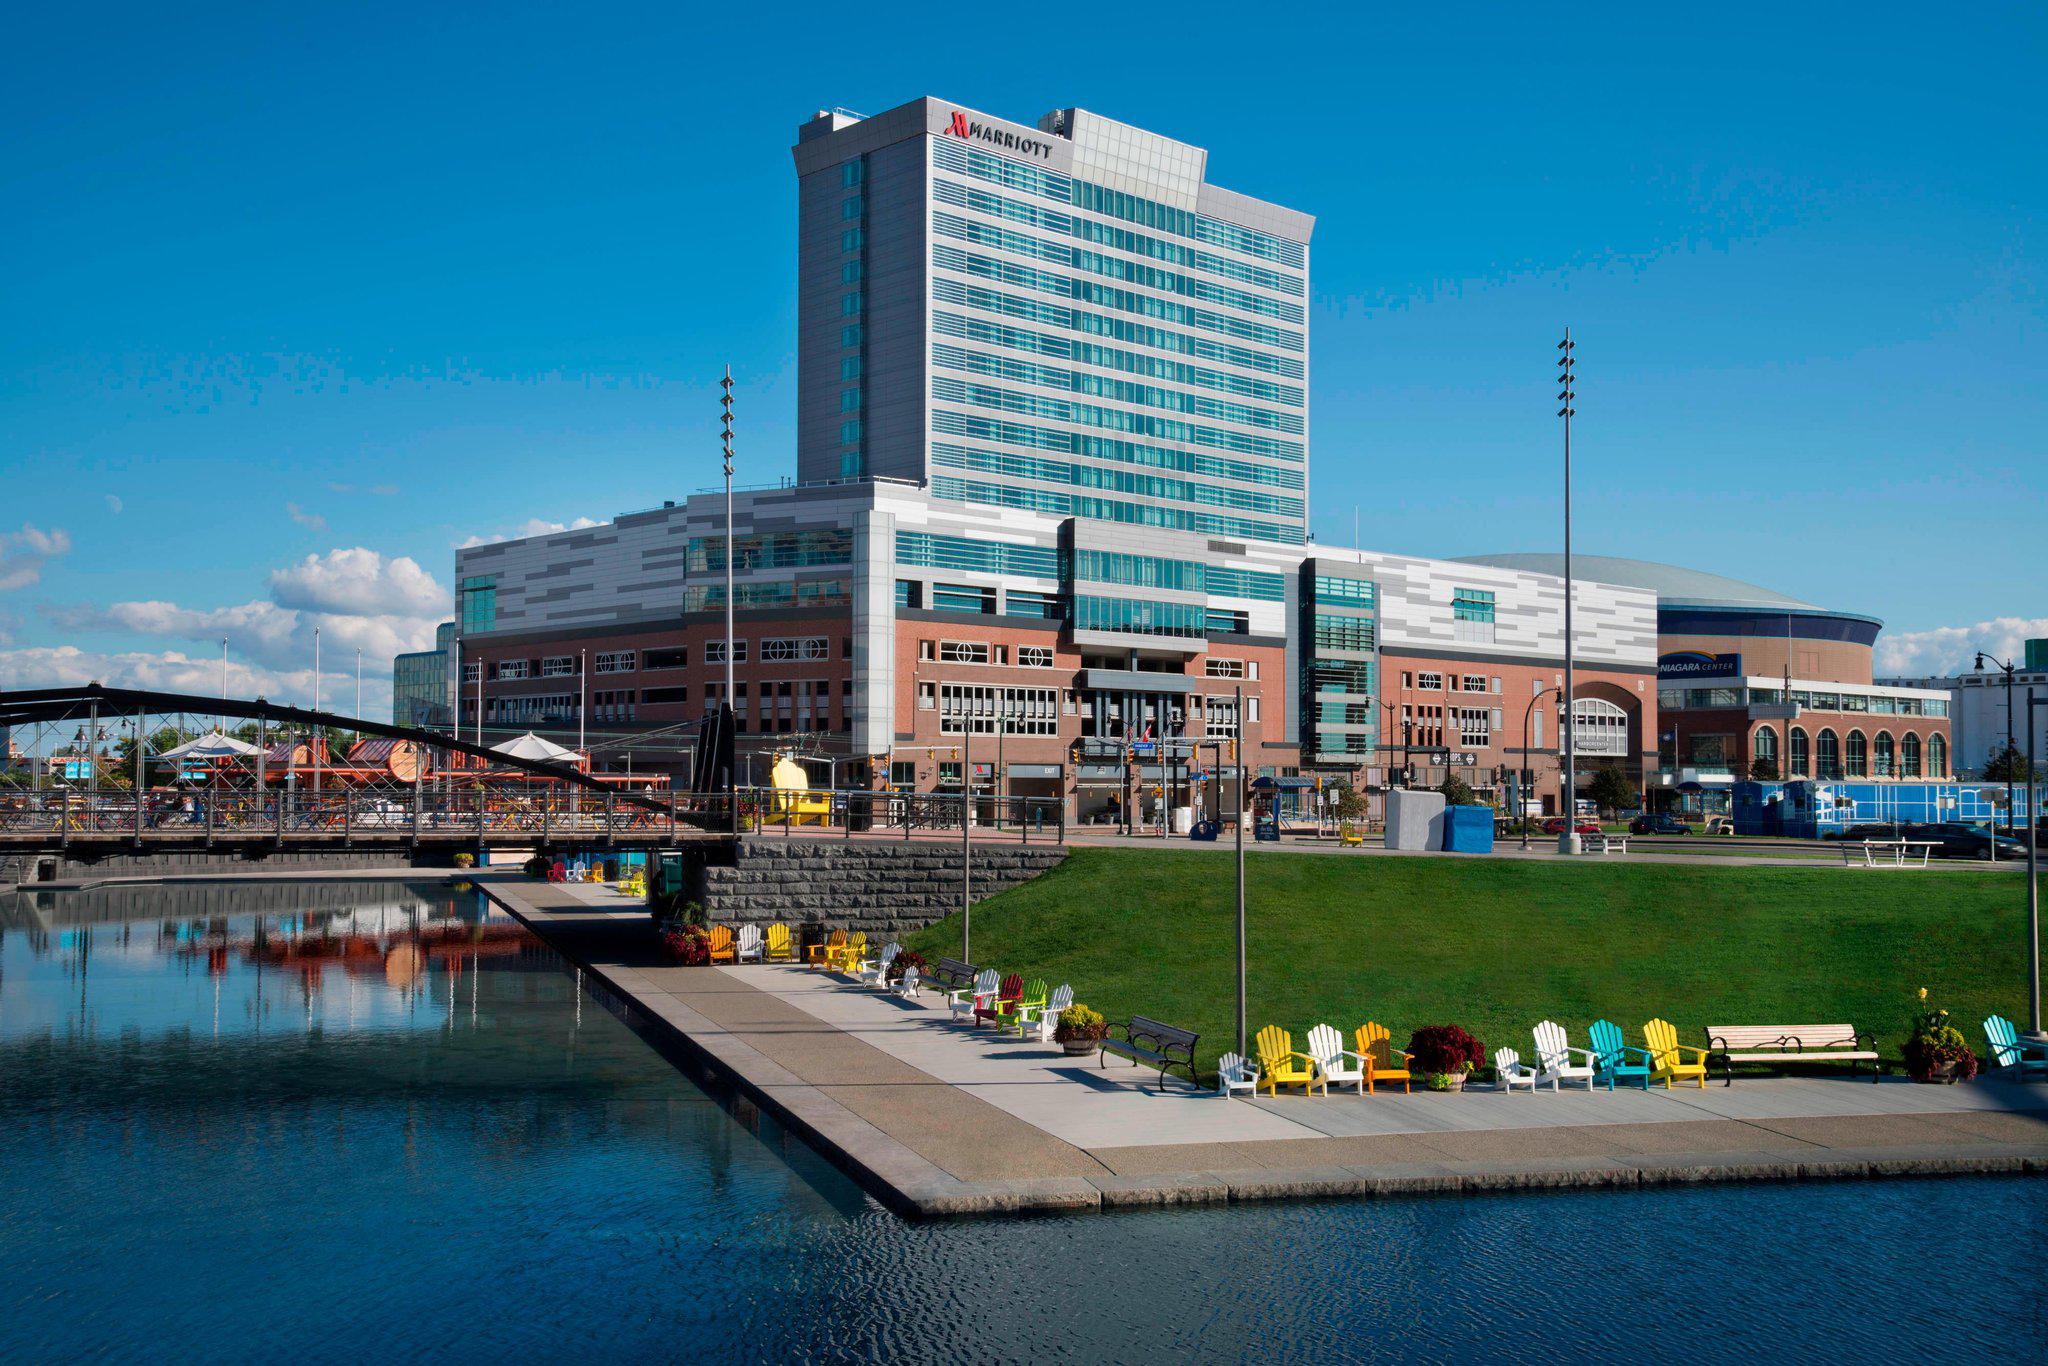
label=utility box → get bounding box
[1385,789,1447,851]
[1443,805,1495,853]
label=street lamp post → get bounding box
[721,366,737,726]
[1234,683,1246,1059]
[1522,685,1559,850]
[1556,331,1580,855]
[1977,652,2018,834]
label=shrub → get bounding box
[1053,1003,1108,1044]
[1903,987,1979,1082]
[887,948,930,985]
[522,854,551,879]
[661,922,712,966]
[452,852,475,869]
[1408,1023,1486,1077]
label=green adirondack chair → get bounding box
[1588,1018,1652,1091]
[1983,1015,2048,1079]
[1008,978,1049,1037]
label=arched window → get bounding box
[1817,728,1841,780]
[1901,733,1922,778]
[1789,726,1809,776]
[1928,733,1947,777]
[1569,697,1630,757]
[1753,725,1779,775]
[1845,730,1868,778]
[1874,731,1895,778]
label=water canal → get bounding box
[2,878,2041,1362]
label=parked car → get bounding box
[1542,817,1602,836]
[1908,822,2030,860]
[1830,822,1910,843]
[1630,813,1693,836]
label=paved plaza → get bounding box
[489,878,2048,1215]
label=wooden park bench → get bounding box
[1100,1015,1200,1091]
[1704,1023,1882,1085]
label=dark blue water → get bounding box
[3,879,2042,1363]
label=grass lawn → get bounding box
[901,849,2041,1079]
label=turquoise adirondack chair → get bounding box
[1588,1018,1653,1091]
[1983,1015,2048,1079]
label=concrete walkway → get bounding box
[485,879,2048,1217]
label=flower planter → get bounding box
[1060,1038,1103,1057]
[1424,1072,1467,1092]
[1912,1059,1960,1085]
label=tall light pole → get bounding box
[1556,331,1580,855]
[312,627,322,795]
[1234,683,1247,1059]
[720,366,737,718]
[1522,684,1559,849]
[1977,652,2018,833]
[2025,689,2044,1044]
[354,648,362,739]
[578,647,588,759]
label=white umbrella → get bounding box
[157,730,262,761]
[490,732,582,765]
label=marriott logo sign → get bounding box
[945,110,1054,160]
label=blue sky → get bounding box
[3,2,2043,710]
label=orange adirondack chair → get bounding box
[706,925,736,965]
[808,929,846,969]
[1356,1022,1413,1094]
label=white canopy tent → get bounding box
[490,732,585,766]
[157,731,263,762]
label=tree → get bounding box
[1749,756,1780,781]
[1587,765,1636,815]
[1332,784,1368,821]
[1439,772,1475,807]
[1981,743,2037,784]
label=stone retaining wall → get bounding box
[701,839,1066,935]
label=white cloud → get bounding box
[104,494,124,515]
[20,545,448,713]
[286,502,328,534]
[457,516,601,549]
[0,524,72,591]
[1876,616,2048,678]
[267,547,446,618]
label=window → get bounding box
[896,580,923,609]
[644,647,686,670]
[1873,731,1895,778]
[917,682,936,710]
[1845,730,1868,778]
[840,356,862,380]
[1817,728,1841,780]
[494,659,529,680]
[460,661,481,684]
[761,637,829,662]
[889,760,917,788]
[1789,726,1809,776]
[1570,698,1629,758]
[1453,588,1496,644]
[642,686,688,705]
[540,656,576,677]
[840,160,863,188]
[839,388,861,412]
[841,324,862,347]
[840,260,863,284]
[841,227,863,251]
[1901,733,1922,778]
[1071,595,1205,638]
[1005,590,1062,619]
[1461,675,1486,693]
[839,418,862,443]
[939,684,1059,735]
[1455,707,1492,748]
[840,292,863,317]
[1416,672,1443,691]
[705,640,747,665]
[841,195,864,220]
[1928,733,1947,777]
[1311,613,1374,652]
[1205,609,1249,636]
[1313,575,1374,604]
[1753,725,1778,771]
[1018,645,1054,667]
[1204,696,1240,738]
[1247,696,1260,722]
[933,583,996,615]
[1206,658,1245,679]
[458,575,497,633]
[939,640,992,665]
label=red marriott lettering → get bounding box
[942,110,1054,160]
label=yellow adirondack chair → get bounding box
[808,929,846,969]
[763,924,795,963]
[827,931,867,974]
[1356,1022,1413,1094]
[705,925,736,965]
[1643,1017,1710,1089]
[1254,1025,1327,1097]
[1338,822,1364,847]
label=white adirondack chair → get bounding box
[1217,1051,1261,1097]
[1305,1023,1368,1095]
[1531,1019,1598,1091]
[858,942,899,987]
[1494,1047,1540,1093]
[893,965,921,998]
[949,968,998,1022]
[1020,983,1073,1042]
[734,924,763,964]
